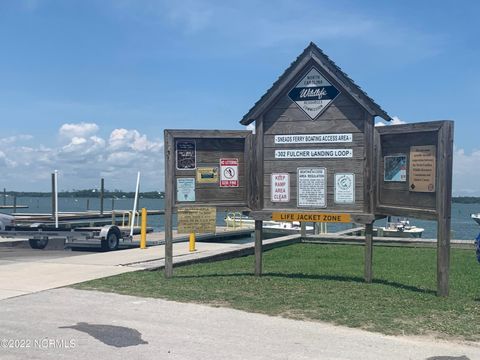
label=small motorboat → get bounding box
[471,213,480,226]
[224,212,313,234]
[376,216,424,238]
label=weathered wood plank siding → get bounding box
[261,63,369,212]
[377,131,438,211]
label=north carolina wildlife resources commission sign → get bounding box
[288,67,340,120]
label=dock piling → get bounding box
[100,178,104,215]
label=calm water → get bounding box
[2,197,480,240]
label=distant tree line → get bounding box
[1,191,478,203]
[452,196,480,204]
[1,190,165,199]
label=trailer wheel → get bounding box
[101,231,119,251]
[29,239,48,250]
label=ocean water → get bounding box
[2,197,479,240]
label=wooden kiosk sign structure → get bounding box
[164,43,453,296]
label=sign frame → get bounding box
[374,121,453,221]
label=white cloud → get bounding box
[59,122,99,139]
[0,134,33,144]
[246,123,255,133]
[0,123,164,191]
[111,1,444,62]
[452,147,480,196]
[164,0,214,33]
[108,128,162,152]
[375,115,406,127]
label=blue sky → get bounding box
[0,0,479,194]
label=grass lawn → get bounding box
[73,243,480,341]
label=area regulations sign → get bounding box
[177,207,216,234]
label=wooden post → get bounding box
[51,173,56,220]
[86,199,90,211]
[364,222,374,283]
[436,121,453,297]
[100,178,104,215]
[13,195,17,213]
[164,131,174,278]
[300,222,307,238]
[254,220,263,276]
[3,188,6,206]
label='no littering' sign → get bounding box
[220,158,239,187]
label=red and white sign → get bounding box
[271,173,290,202]
[220,158,239,187]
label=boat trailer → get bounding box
[0,224,133,251]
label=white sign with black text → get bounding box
[275,133,352,144]
[297,168,326,207]
[275,149,352,159]
[271,173,290,203]
[334,173,355,204]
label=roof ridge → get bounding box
[240,42,391,125]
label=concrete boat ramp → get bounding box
[0,228,297,301]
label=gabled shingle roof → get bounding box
[240,42,391,125]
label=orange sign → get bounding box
[272,212,351,223]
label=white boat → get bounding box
[224,212,313,234]
[376,217,424,238]
[471,213,480,226]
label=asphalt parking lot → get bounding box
[1,287,479,360]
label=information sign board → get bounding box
[297,168,326,207]
[176,140,196,170]
[176,178,195,202]
[177,207,216,234]
[409,145,436,192]
[334,173,355,204]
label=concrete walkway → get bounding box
[0,234,298,300]
[0,288,478,359]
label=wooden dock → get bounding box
[0,205,28,209]
[131,227,254,246]
[10,210,165,228]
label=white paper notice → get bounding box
[297,168,326,207]
[334,173,355,204]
